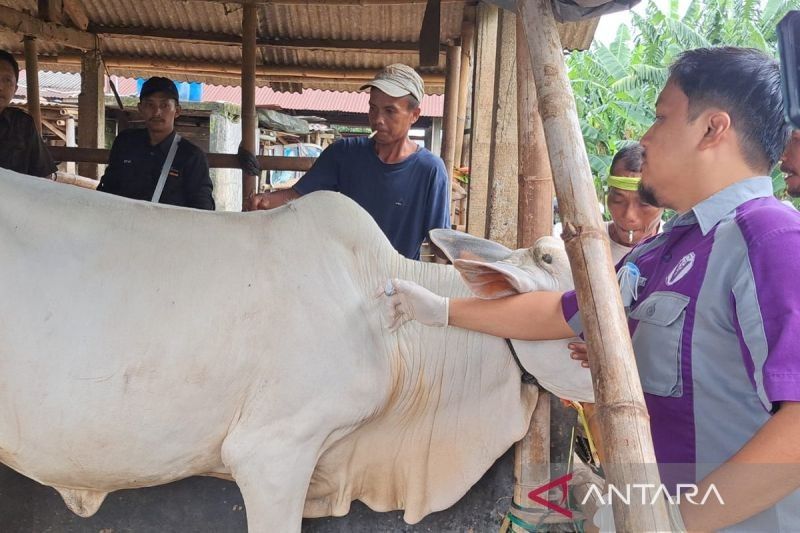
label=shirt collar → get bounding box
[150,130,177,154]
[663,176,773,235]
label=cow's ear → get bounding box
[429,229,512,264]
[453,259,543,299]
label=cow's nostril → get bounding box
[542,254,553,264]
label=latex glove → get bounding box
[593,497,686,532]
[379,278,449,332]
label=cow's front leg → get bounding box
[222,426,320,533]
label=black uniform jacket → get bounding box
[98,129,215,210]
[0,107,57,177]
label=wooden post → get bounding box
[37,0,63,23]
[508,13,559,533]
[440,44,461,179]
[466,2,498,238]
[454,19,474,171]
[486,9,518,249]
[515,16,553,249]
[23,36,41,136]
[77,49,104,179]
[241,2,258,208]
[518,0,670,530]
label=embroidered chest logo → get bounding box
[666,252,695,286]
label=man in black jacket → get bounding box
[0,50,57,178]
[98,77,214,210]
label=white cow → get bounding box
[0,169,592,532]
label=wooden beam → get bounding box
[77,49,104,178]
[37,0,63,23]
[34,54,447,84]
[241,3,258,207]
[465,2,498,238]
[454,19,474,169]
[515,13,552,249]
[0,6,96,50]
[91,26,447,53]
[261,37,447,53]
[198,0,468,4]
[23,37,42,136]
[41,118,68,142]
[418,0,441,67]
[48,147,315,171]
[486,9,518,249]
[63,0,89,30]
[440,44,461,179]
[518,0,670,530]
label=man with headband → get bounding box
[605,143,663,263]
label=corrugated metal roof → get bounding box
[259,3,464,44]
[203,85,444,117]
[13,70,444,116]
[16,70,82,97]
[1,0,600,91]
[16,71,143,98]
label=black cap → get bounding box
[139,77,179,103]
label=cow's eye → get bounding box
[542,253,553,264]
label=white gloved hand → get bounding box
[379,278,449,332]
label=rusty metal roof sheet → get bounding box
[1,0,598,92]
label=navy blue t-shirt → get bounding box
[293,137,450,259]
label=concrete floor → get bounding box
[0,450,516,532]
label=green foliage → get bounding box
[567,0,800,198]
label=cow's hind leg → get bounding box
[222,428,320,533]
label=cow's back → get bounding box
[0,170,399,492]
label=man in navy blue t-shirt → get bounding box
[248,64,450,259]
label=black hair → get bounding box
[0,50,19,82]
[610,142,644,175]
[668,47,789,171]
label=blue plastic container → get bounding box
[135,79,203,102]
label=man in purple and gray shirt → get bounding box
[382,47,800,531]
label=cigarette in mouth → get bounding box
[368,130,377,139]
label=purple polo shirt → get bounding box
[562,177,800,531]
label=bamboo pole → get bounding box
[517,0,669,530]
[440,44,461,179]
[241,3,258,207]
[454,20,474,169]
[23,36,42,136]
